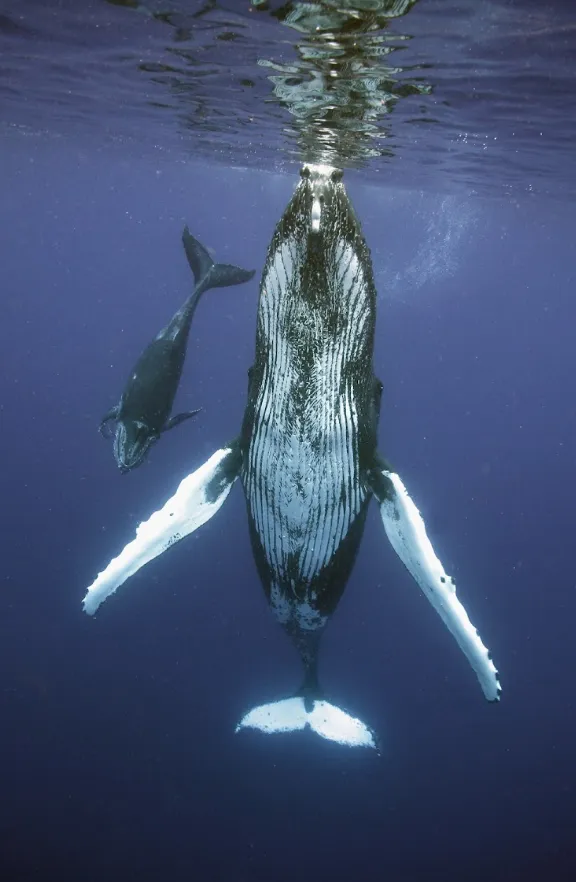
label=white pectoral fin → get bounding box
[236,698,377,749]
[373,467,501,702]
[82,444,240,615]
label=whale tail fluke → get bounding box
[182,226,255,294]
[235,696,378,750]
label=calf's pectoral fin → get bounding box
[368,459,501,702]
[99,406,120,439]
[163,409,202,432]
[82,442,241,615]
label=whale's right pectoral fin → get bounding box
[368,461,501,703]
[82,443,241,616]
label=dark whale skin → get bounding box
[240,165,382,679]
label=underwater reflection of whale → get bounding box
[83,166,500,750]
[100,228,255,473]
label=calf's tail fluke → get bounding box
[181,226,255,294]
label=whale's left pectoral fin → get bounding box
[82,443,241,616]
[369,462,501,702]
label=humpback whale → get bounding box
[100,228,255,473]
[83,166,500,750]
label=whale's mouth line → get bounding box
[113,426,152,473]
[116,444,150,473]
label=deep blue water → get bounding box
[2,2,576,881]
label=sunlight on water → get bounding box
[1,0,574,195]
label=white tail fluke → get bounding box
[236,697,377,749]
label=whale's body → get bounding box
[240,166,381,690]
[82,166,500,750]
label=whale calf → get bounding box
[100,228,255,473]
[83,166,500,749]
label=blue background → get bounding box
[1,139,575,881]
